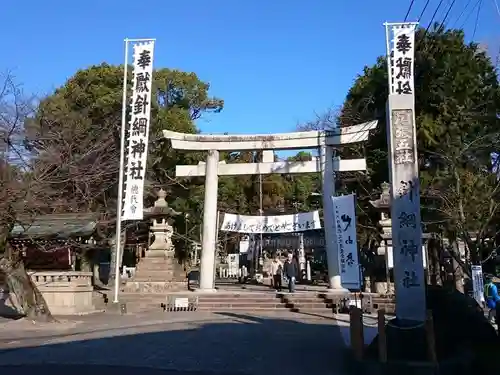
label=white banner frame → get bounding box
[220,211,322,234]
[332,194,361,289]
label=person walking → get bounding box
[484,276,500,323]
[269,255,283,292]
[283,253,298,293]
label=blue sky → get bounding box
[2,0,498,135]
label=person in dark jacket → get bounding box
[283,253,298,293]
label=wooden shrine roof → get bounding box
[10,213,100,239]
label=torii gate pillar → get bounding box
[321,144,343,290]
[199,149,219,291]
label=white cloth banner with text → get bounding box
[332,194,361,289]
[471,265,485,304]
[122,41,155,221]
[220,211,321,234]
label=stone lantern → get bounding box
[125,189,186,292]
[369,182,394,294]
[143,189,180,258]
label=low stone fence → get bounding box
[0,271,96,316]
[30,271,95,315]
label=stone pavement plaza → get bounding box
[0,311,377,375]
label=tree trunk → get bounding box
[0,257,55,322]
[429,240,443,286]
[451,239,465,293]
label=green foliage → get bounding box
[25,64,224,252]
[338,25,500,264]
[25,63,324,257]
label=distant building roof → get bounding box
[10,213,100,239]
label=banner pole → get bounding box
[113,38,129,304]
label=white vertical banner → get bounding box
[386,23,417,96]
[122,41,155,221]
[332,194,361,289]
[471,265,484,305]
[298,233,306,272]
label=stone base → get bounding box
[145,249,167,258]
[123,281,187,294]
[106,301,128,315]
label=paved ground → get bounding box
[0,311,354,375]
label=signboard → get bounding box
[174,297,189,308]
[251,230,325,251]
[471,265,484,305]
[239,239,250,254]
[227,254,239,277]
[332,194,361,289]
[122,41,155,220]
[220,211,321,234]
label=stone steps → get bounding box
[105,290,389,315]
[136,258,182,267]
[136,263,180,271]
[198,292,279,301]
[197,298,280,303]
[139,257,175,264]
[197,294,285,311]
[133,272,185,281]
[279,294,336,314]
[198,305,287,311]
[285,301,333,308]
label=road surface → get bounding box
[0,311,353,375]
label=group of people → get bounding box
[269,253,299,293]
[484,276,500,324]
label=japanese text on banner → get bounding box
[332,194,361,289]
[392,25,415,96]
[122,41,155,221]
[220,211,322,234]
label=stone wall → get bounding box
[1,271,95,316]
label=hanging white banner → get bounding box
[471,265,485,305]
[220,211,321,234]
[388,24,416,96]
[332,194,361,289]
[122,41,155,221]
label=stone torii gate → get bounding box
[163,121,377,292]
